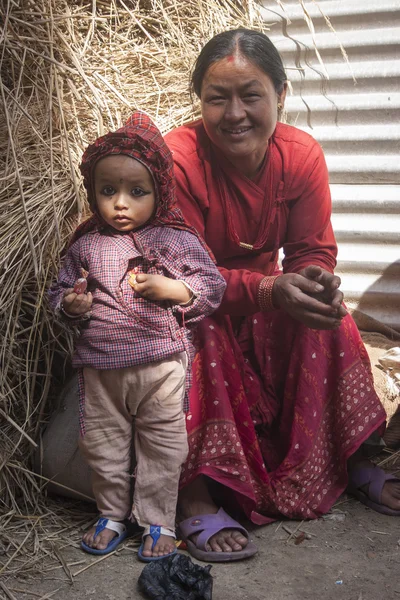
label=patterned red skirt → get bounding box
[181,311,386,524]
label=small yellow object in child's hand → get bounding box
[128,269,138,288]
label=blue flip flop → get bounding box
[81,517,130,555]
[138,525,177,562]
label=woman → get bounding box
[165,29,400,562]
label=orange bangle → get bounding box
[257,276,280,311]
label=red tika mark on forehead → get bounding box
[226,54,235,63]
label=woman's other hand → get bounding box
[62,287,93,316]
[272,265,347,330]
[134,273,192,305]
[300,265,347,315]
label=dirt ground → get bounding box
[2,499,400,600]
[2,331,400,600]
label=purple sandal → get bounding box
[179,507,258,562]
[347,464,400,516]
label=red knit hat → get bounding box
[70,111,210,254]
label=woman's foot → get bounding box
[383,407,400,449]
[141,532,176,558]
[178,476,248,553]
[348,456,400,512]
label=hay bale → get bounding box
[0,0,271,511]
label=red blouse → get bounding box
[165,120,337,316]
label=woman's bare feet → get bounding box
[82,525,117,551]
[178,476,248,553]
[141,532,176,558]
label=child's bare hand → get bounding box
[134,273,191,305]
[62,286,93,316]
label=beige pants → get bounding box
[78,352,188,531]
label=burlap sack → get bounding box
[35,375,94,502]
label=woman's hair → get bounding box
[190,28,286,98]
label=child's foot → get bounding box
[82,518,126,551]
[141,530,176,558]
[82,526,117,550]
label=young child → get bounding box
[48,112,226,561]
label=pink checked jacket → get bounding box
[48,224,226,372]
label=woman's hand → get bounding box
[62,287,93,316]
[134,273,192,305]
[300,265,347,314]
[272,265,347,330]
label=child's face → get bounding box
[94,155,156,232]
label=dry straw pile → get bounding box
[0,0,274,571]
[0,0,270,507]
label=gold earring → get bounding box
[277,103,283,110]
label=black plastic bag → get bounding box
[138,553,213,600]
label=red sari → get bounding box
[165,121,386,523]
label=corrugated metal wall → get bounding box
[262,0,400,331]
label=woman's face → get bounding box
[200,54,287,167]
